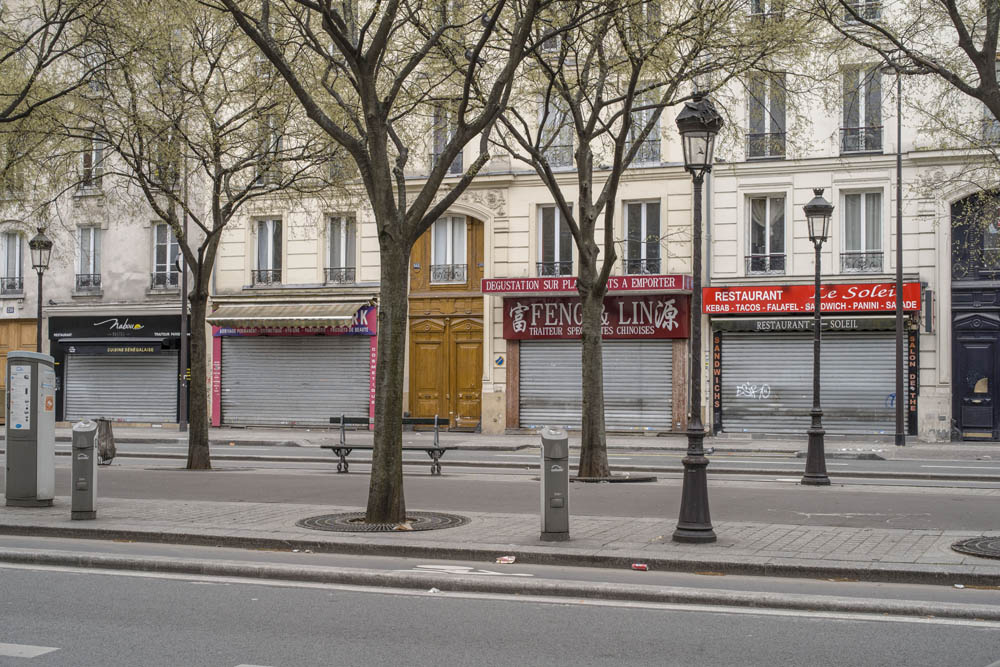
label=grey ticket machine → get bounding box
[4,351,56,507]
[540,426,570,541]
[71,420,98,520]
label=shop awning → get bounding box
[206,302,367,327]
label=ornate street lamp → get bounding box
[802,188,834,486]
[673,93,723,543]
[28,228,53,353]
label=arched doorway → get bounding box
[951,192,1000,440]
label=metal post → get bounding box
[179,164,190,432]
[35,270,43,352]
[673,173,715,543]
[894,70,905,447]
[802,240,830,485]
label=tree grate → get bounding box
[296,511,470,533]
[951,536,1000,560]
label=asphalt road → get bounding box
[2,559,998,667]
[5,459,1000,530]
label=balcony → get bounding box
[150,271,179,289]
[251,269,281,286]
[429,151,463,175]
[430,263,467,284]
[624,258,661,275]
[843,1,880,21]
[746,254,785,275]
[746,132,786,159]
[537,261,573,277]
[325,267,356,284]
[76,273,102,291]
[627,138,661,165]
[0,276,22,295]
[840,126,883,154]
[841,251,883,273]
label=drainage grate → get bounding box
[296,511,470,533]
[951,536,1000,560]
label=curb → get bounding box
[0,547,997,621]
[0,523,997,588]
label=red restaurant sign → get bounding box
[483,274,692,294]
[703,282,921,315]
[503,294,690,340]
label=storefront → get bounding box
[209,302,377,427]
[484,275,692,432]
[705,282,921,435]
[50,314,187,423]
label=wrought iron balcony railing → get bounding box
[150,271,179,289]
[746,254,786,275]
[746,132,786,159]
[325,267,356,284]
[430,263,467,284]
[76,273,102,290]
[843,1,881,21]
[543,143,574,168]
[251,269,281,285]
[624,258,661,275]
[537,261,573,277]
[430,151,463,175]
[841,251,884,273]
[0,276,23,295]
[841,126,883,154]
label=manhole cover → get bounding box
[952,536,1000,559]
[297,511,470,533]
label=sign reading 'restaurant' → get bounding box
[483,274,692,294]
[503,294,690,340]
[702,282,921,315]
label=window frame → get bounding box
[539,95,573,168]
[430,215,468,284]
[537,204,574,276]
[256,218,282,271]
[627,91,661,165]
[747,72,786,159]
[152,222,180,287]
[78,225,101,275]
[623,200,661,274]
[746,194,786,274]
[0,231,22,280]
[328,215,357,270]
[81,133,104,189]
[842,66,882,153]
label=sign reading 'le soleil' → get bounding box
[502,295,690,340]
[702,282,922,315]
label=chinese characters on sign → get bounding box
[702,282,921,315]
[502,295,690,340]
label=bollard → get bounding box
[539,426,569,542]
[71,420,98,520]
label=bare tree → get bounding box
[495,0,808,476]
[79,0,336,468]
[210,0,548,523]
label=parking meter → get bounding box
[71,420,98,520]
[4,352,56,507]
[540,426,569,541]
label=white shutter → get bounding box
[64,354,178,422]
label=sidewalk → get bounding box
[19,423,1000,460]
[1,496,997,587]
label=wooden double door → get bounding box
[409,317,483,429]
[0,320,38,424]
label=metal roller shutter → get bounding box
[221,336,370,426]
[720,332,906,434]
[64,354,178,423]
[519,340,672,431]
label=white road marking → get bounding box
[0,643,59,658]
[235,664,275,667]
[399,564,534,577]
[921,465,1000,470]
[716,460,848,466]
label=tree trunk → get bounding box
[186,290,211,470]
[577,255,610,478]
[366,241,409,523]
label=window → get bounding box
[841,191,883,272]
[747,196,785,274]
[431,105,462,175]
[627,0,661,42]
[624,201,660,274]
[255,116,281,186]
[0,231,22,294]
[254,219,281,285]
[842,66,882,153]
[627,92,660,165]
[77,226,102,291]
[151,223,180,288]
[843,1,880,22]
[81,134,104,189]
[430,216,467,283]
[983,104,1000,144]
[540,97,573,167]
[751,0,784,19]
[538,205,573,276]
[747,73,786,158]
[327,215,356,284]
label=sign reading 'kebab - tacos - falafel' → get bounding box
[502,294,690,340]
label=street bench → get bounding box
[321,415,452,475]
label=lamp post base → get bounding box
[801,423,830,486]
[673,426,716,544]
